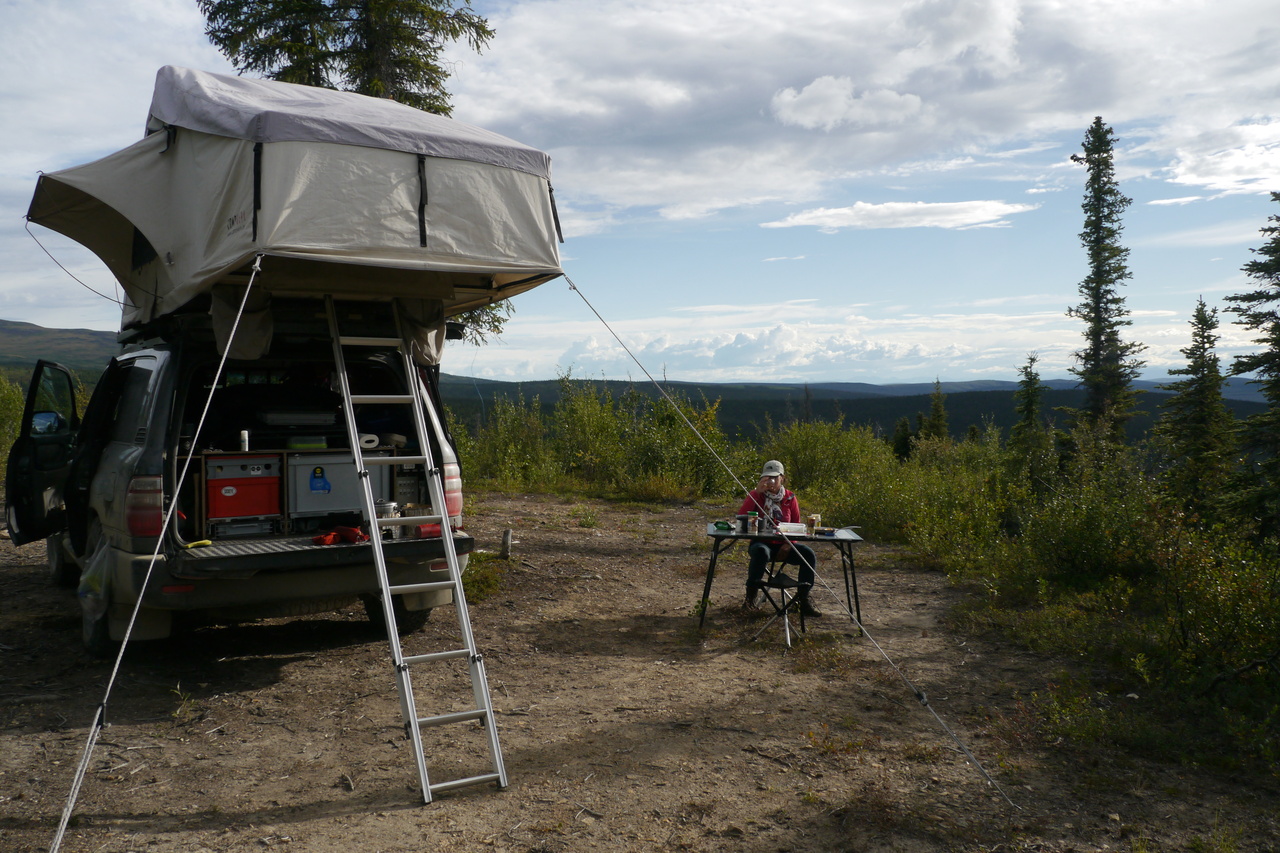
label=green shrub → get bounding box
[455,392,559,490]
[549,375,626,487]
[758,420,904,538]
[616,388,735,501]
[896,428,1019,573]
[1018,432,1162,587]
[1153,523,1280,697]
[0,377,24,472]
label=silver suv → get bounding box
[6,298,471,654]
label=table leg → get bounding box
[699,538,736,628]
[837,541,862,634]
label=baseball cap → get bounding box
[761,460,784,477]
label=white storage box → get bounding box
[287,452,389,517]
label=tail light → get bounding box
[443,462,463,518]
[125,476,165,537]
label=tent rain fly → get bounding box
[27,66,563,335]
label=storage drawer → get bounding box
[206,455,282,519]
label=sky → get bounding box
[2,0,1279,386]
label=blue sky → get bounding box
[2,0,1278,385]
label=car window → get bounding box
[29,367,76,436]
[108,358,158,443]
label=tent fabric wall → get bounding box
[26,67,563,334]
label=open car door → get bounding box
[5,360,80,546]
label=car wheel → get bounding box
[361,594,431,635]
[47,534,79,588]
[81,519,114,659]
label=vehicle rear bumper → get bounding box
[104,533,474,611]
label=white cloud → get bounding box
[441,0,1280,224]
[1148,196,1205,206]
[771,77,924,132]
[760,200,1039,232]
[1137,219,1268,248]
[449,299,1098,383]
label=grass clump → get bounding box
[462,551,507,603]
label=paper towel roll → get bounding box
[359,433,379,448]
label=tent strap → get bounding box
[253,142,263,241]
[417,154,428,247]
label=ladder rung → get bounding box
[390,580,457,596]
[404,648,472,665]
[418,708,488,728]
[429,772,504,795]
[362,455,428,466]
[340,335,401,347]
[350,394,414,405]
[377,514,445,527]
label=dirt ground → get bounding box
[2,491,1278,853]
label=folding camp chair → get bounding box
[749,561,809,647]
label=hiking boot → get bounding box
[743,588,761,610]
[799,595,823,619]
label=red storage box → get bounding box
[206,455,282,520]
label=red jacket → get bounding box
[738,488,801,528]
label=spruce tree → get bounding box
[1067,117,1145,438]
[1011,353,1051,455]
[1154,298,1234,512]
[918,379,949,440]
[1225,192,1280,535]
[198,0,493,115]
[890,416,914,460]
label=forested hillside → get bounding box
[0,318,116,387]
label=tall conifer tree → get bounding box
[1011,353,1051,456]
[1067,117,1145,438]
[1225,192,1280,535]
[1154,298,1234,512]
[918,379,949,441]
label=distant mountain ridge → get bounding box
[0,317,1267,417]
[806,377,1266,404]
[437,374,1267,441]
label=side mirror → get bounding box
[31,411,68,435]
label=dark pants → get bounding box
[747,541,816,591]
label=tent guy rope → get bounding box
[564,273,1021,810]
[24,220,126,308]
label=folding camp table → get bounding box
[698,524,863,630]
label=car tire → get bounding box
[81,519,114,659]
[361,594,431,635]
[47,534,79,588]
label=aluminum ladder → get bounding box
[324,296,507,803]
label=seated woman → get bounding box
[737,460,821,618]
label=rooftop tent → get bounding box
[27,66,563,334]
